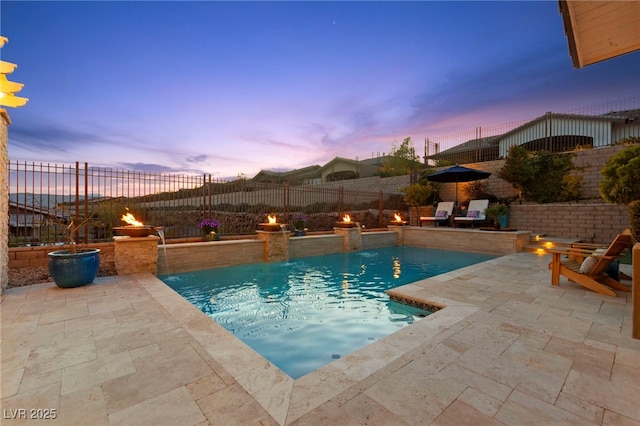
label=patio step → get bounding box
[523,235,583,253]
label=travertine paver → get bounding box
[1,253,639,425]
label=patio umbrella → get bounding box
[426,164,491,204]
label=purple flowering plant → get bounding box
[291,213,308,230]
[199,218,220,235]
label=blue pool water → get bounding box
[159,246,495,378]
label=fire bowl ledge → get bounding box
[113,226,157,238]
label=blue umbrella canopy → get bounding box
[426,165,491,183]
[426,165,491,203]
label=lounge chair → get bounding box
[566,229,633,280]
[454,199,489,228]
[548,231,633,297]
[420,201,454,227]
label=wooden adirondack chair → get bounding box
[549,232,633,297]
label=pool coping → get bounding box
[143,263,483,425]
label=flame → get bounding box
[121,212,145,227]
[267,215,277,224]
[544,242,554,249]
[393,213,402,222]
[342,214,351,223]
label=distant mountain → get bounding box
[9,193,103,209]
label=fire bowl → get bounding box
[335,222,358,228]
[258,223,283,232]
[113,226,157,237]
[389,221,407,226]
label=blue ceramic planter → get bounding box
[48,248,101,288]
[498,212,510,229]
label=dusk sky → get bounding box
[2,1,639,179]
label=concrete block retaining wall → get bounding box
[434,145,634,203]
[509,203,629,244]
[411,203,629,246]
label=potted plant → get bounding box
[48,213,101,288]
[291,214,308,236]
[484,203,510,229]
[199,218,220,241]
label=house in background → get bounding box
[429,109,639,165]
[253,107,639,182]
[496,110,640,158]
[252,164,321,185]
[8,201,62,245]
[253,155,386,184]
[315,157,379,183]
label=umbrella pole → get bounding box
[455,182,458,211]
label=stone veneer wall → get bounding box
[403,227,531,256]
[157,240,264,275]
[11,227,534,281]
[114,236,160,275]
[159,231,403,274]
[8,242,115,270]
[1,110,9,294]
[362,231,399,249]
[289,234,343,259]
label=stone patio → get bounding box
[1,252,639,425]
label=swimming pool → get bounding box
[160,246,496,378]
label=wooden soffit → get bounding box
[559,0,640,68]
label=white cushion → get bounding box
[579,256,598,274]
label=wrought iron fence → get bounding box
[423,96,639,165]
[8,161,405,247]
[8,97,639,246]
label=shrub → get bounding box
[401,183,433,207]
[629,200,640,244]
[600,144,640,204]
[498,146,582,203]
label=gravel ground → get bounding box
[8,252,117,288]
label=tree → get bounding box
[496,146,532,195]
[498,145,582,203]
[381,137,420,177]
[401,182,435,225]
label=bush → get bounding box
[498,146,582,203]
[628,200,640,244]
[600,144,640,204]
[401,183,433,207]
[463,180,499,203]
